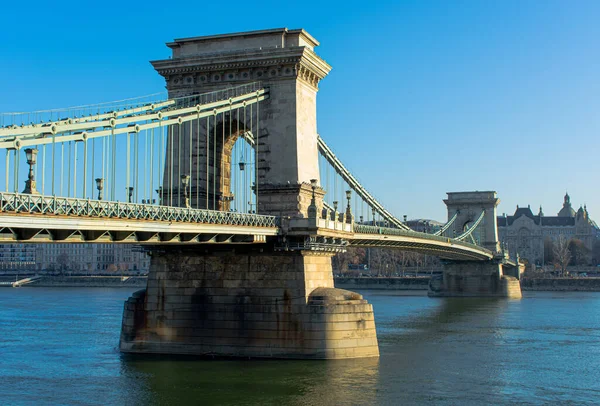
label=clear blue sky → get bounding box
[1,0,598,221]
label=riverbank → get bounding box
[334,276,600,292]
[335,277,430,290]
[3,275,600,291]
[0,275,147,288]
[521,277,600,291]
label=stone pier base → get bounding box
[120,247,379,359]
[428,260,522,298]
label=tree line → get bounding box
[332,248,440,276]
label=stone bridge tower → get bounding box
[151,28,331,217]
[444,191,501,253]
[429,191,521,298]
[120,29,380,360]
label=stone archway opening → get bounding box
[462,220,483,245]
[210,115,256,212]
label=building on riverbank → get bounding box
[405,219,443,234]
[0,243,150,274]
[0,244,37,271]
[497,193,600,266]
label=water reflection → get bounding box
[371,295,516,405]
[123,355,379,406]
[2,288,600,405]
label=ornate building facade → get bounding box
[497,193,599,265]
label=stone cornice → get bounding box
[151,47,331,90]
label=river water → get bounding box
[1,288,599,405]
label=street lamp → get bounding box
[155,187,163,205]
[331,201,338,221]
[308,179,318,218]
[372,208,376,226]
[345,190,353,223]
[181,175,190,208]
[239,155,254,171]
[127,187,134,203]
[95,178,104,200]
[22,148,39,194]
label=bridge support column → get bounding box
[120,246,379,359]
[428,261,521,298]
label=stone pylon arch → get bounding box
[444,191,501,253]
[160,112,252,210]
[153,28,332,217]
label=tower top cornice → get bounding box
[152,47,331,80]
[152,29,331,91]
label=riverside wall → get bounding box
[520,278,600,292]
[336,276,600,292]
[334,277,430,290]
[7,276,148,288]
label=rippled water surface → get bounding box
[1,288,599,405]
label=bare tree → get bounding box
[553,236,571,276]
[543,237,555,265]
[57,253,70,272]
[568,239,589,266]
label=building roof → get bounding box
[497,194,595,228]
[557,192,576,217]
[557,205,576,217]
[406,219,444,227]
[496,214,575,227]
[497,203,578,227]
[540,216,575,226]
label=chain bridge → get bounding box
[0,28,522,360]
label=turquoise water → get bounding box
[1,288,599,405]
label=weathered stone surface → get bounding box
[120,246,379,359]
[428,261,522,298]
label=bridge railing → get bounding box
[0,192,279,228]
[353,223,491,253]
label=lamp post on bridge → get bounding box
[345,190,353,224]
[22,148,40,195]
[181,175,190,208]
[333,201,338,222]
[127,187,134,203]
[372,208,376,226]
[156,187,163,206]
[308,179,318,219]
[95,178,104,201]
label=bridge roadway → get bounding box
[0,191,494,261]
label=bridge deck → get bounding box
[351,224,493,261]
[0,192,278,244]
[0,192,494,261]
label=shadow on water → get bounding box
[369,294,520,405]
[119,297,514,406]
[375,294,511,344]
[121,354,379,406]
